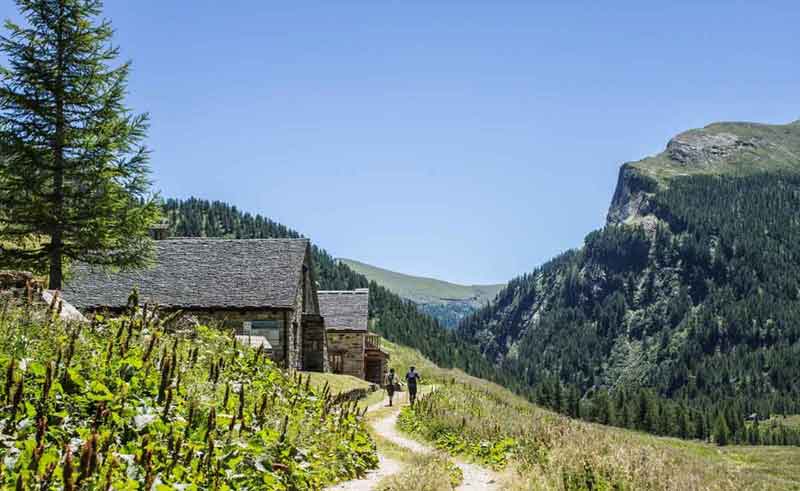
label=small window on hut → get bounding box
[241,320,282,348]
[330,353,343,374]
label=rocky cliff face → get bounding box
[606,163,656,225]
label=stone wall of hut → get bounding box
[327,331,365,379]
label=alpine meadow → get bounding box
[1,0,799,490]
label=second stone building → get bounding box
[318,289,389,385]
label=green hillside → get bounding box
[339,259,502,305]
[339,258,503,327]
[459,120,800,445]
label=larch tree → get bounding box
[0,0,160,289]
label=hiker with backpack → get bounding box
[405,366,421,407]
[385,367,399,407]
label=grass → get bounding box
[300,370,389,411]
[718,446,800,485]
[383,340,445,382]
[365,388,463,491]
[387,340,800,490]
[339,258,503,305]
[300,370,373,394]
[375,453,462,491]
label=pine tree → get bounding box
[0,0,160,288]
[713,413,731,446]
[750,419,760,445]
[594,390,612,424]
[675,405,690,439]
[566,386,580,418]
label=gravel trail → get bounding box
[327,392,499,490]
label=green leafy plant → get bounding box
[0,295,378,489]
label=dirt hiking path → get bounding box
[327,391,499,491]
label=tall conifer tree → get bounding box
[0,0,160,288]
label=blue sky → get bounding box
[3,1,799,284]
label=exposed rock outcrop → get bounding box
[606,164,657,225]
[41,290,88,322]
[607,125,773,225]
[666,130,759,167]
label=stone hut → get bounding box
[63,238,327,371]
[318,289,389,384]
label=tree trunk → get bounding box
[49,235,63,290]
[49,0,66,291]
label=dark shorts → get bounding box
[408,384,417,396]
[387,385,395,396]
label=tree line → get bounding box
[534,377,800,446]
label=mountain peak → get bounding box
[607,120,800,224]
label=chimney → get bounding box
[149,220,170,240]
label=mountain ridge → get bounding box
[458,119,800,444]
[338,258,503,304]
[339,258,504,328]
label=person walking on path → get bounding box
[405,366,421,407]
[385,368,398,407]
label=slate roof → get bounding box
[318,289,369,331]
[63,239,310,310]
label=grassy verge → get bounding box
[300,371,373,394]
[765,414,800,430]
[300,371,387,411]
[375,453,462,491]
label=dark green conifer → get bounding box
[713,413,731,446]
[0,0,161,288]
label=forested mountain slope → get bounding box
[162,198,508,386]
[339,258,503,328]
[458,120,800,445]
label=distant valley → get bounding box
[339,258,504,328]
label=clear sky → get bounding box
[3,1,798,284]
